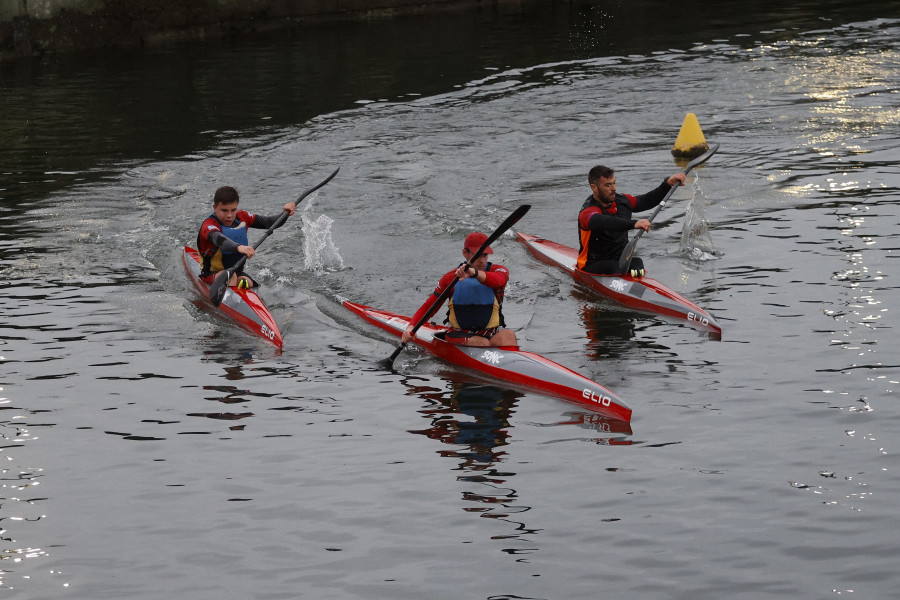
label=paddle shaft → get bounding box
[618,143,719,273]
[384,204,531,366]
[209,167,340,306]
[215,208,290,287]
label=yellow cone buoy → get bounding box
[671,113,709,158]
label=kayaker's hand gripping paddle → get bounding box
[618,143,719,274]
[209,167,340,307]
[380,203,531,370]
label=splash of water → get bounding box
[301,200,344,274]
[679,177,722,262]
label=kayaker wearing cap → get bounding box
[578,166,686,276]
[401,232,518,348]
[196,185,297,288]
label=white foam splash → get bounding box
[301,201,344,273]
[679,177,722,261]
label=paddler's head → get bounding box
[213,186,240,226]
[588,165,616,207]
[463,232,492,269]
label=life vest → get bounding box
[577,194,635,269]
[446,265,504,331]
[199,214,250,274]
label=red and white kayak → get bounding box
[343,300,631,422]
[182,246,283,348]
[515,232,722,338]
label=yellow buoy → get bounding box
[671,113,709,158]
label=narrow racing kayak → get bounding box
[182,246,283,348]
[515,232,721,338]
[343,300,631,422]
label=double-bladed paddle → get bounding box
[209,167,340,307]
[618,143,719,274]
[380,203,531,370]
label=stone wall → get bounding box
[1,0,522,60]
[1,0,106,20]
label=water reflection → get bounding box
[0,391,49,587]
[537,411,633,446]
[572,280,721,346]
[402,378,544,550]
[173,364,267,428]
[402,375,634,561]
[571,288,639,360]
[407,379,518,468]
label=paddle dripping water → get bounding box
[617,144,719,273]
[679,175,721,262]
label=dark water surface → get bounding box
[2,2,899,598]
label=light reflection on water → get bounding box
[0,395,50,582]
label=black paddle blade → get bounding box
[208,270,231,307]
[480,204,531,252]
[685,143,720,171]
[380,342,407,370]
[618,239,640,275]
[378,357,399,371]
[297,167,340,203]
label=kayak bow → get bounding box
[182,246,283,348]
[515,232,721,338]
[343,300,631,422]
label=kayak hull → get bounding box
[182,246,283,348]
[515,232,721,338]
[343,300,631,422]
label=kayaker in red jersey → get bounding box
[196,186,297,288]
[577,166,686,276]
[401,232,518,348]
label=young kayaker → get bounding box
[196,186,297,288]
[401,232,518,348]
[578,166,686,276]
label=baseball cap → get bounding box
[464,232,493,254]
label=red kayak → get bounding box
[343,300,631,422]
[182,246,283,348]
[515,232,722,338]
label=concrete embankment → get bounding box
[1,0,526,61]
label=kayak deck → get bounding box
[182,246,283,348]
[515,232,721,338]
[343,300,631,422]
